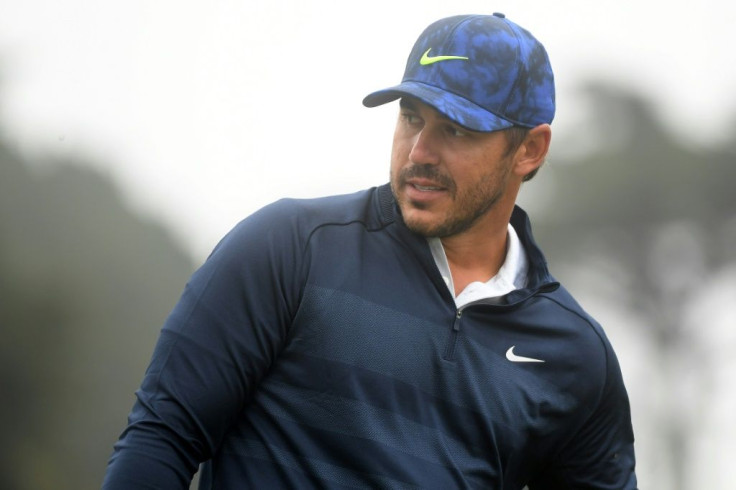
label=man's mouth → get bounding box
[398,165,454,197]
[412,183,444,191]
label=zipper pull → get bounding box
[453,310,462,330]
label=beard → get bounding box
[391,162,510,238]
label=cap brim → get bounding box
[362,81,515,132]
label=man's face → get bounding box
[390,98,516,238]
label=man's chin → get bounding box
[401,204,482,239]
[400,208,444,238]
[393,188,451,237]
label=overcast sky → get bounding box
[1,0,734,259]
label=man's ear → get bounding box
[512,124,551,178]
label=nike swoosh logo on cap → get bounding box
[506,346,545,363]
[419,48,469,65]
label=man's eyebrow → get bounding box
[399,98,417,110]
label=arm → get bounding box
[102,201,305,489]
[529,343,637,489]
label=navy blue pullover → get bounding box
[103,184,637,489]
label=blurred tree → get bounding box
[527,81,736,490]
[0,139,195,489]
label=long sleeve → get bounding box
[102,201,305,489]
[528,338,637,489]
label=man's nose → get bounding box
[409,128,440,165]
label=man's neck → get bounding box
[440,222,510,297]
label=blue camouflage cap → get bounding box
[363,13,555,131]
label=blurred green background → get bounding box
[0,134,194,490]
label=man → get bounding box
[104,13,637,489]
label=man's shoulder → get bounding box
[251,184,396,234]
[203,185,395,271]
[536,282,596,322]
[526,282,616,362]
[222,185,394,245]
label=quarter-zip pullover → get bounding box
[103,184,637,489]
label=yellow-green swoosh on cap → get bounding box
[419,48,469,65]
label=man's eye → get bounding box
[401,113,421,125]
[447,125,468,137]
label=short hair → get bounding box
[502,126,543,182]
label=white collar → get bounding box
[428,223,529,308]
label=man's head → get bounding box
[364,14,554,238]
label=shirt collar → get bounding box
[428,223,529,308]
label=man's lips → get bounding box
[412,184,445,191]
[405,178,448,192]
[402,179,451,205]
[398,165,454,200]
